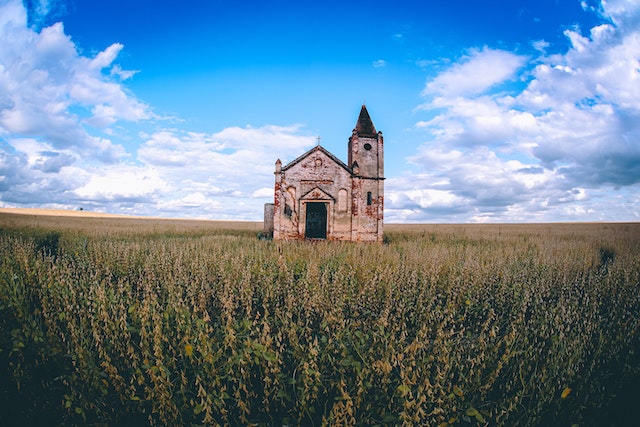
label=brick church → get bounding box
[264,105,384,242]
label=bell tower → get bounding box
[348,105,383,179]
[348,105,384,242]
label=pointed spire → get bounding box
[354,104,377,136]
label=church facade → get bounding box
[264,105,384,242]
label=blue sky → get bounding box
[1,0,639,222]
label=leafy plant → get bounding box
[0,220,639,426]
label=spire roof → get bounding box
[354,104,377,136]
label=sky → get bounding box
[0,0,639,223]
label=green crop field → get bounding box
[1,211,639,426]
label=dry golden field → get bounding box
[1,209,639,426]
[0,208,262,234]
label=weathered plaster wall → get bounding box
[271,106,384,242]
[274,148,353,241]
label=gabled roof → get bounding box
[281,145,352,174]
[354,105,377,137]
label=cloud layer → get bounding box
[1,0,638,223]
[0,3,148,160]
[392,2,640,222]
[0,0,314,219]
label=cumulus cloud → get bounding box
[532,39,550,53]
[0,138,86,207]
[517,12,640,188]
[252,187,275,198]
[110,64,140,80]
[73,167,168,201]
[0,1,317,219]
[135,126,314,218]
[138,125,313,173]
[3,0,637,223]
[0,0,150,156]
[388,146,562,222]
[422,47,527,98]
[598,0,640,27]
[157,192,223,214]
[1,122,314,218]
[0,0,173,215]
[399,0,640,222]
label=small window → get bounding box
[367,192,372,205]
[363,143,372,150]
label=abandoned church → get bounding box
[264,105,384,242]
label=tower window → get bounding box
[367,192,372,205]
[364,143,372,150]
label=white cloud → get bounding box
[132,126,313,218]
[1,123,313,218]
[89,43,124,70]
[407,146,557,202]
[73,167,168,201]
[0,0,150,156]
[373,59,387,68]
[532,39,550,53]
[252,187,274,198]
[138,126,313,195]
[110,64,139,80]
[599,0,640,27]
[0,0,26,29]
[422,47,527,97]
[211,124,313,152]
[158,192,222,211]
[138,126,312,172]
[0,1,317,219]
[2,0,638,223]
[403,1,640,222]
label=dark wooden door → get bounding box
[305,203,327,239]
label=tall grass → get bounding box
[1,219,639,426]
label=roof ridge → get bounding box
[281,145,351,173]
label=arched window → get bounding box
[338,189,348,212]
[367,191,373,206]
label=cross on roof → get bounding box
[316,136,322,146]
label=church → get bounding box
[264,105,384,242]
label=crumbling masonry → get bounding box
[264,105,384,242]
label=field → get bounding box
[1,209,639,426]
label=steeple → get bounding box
[354,105,377,137]
[348,104,383,180]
